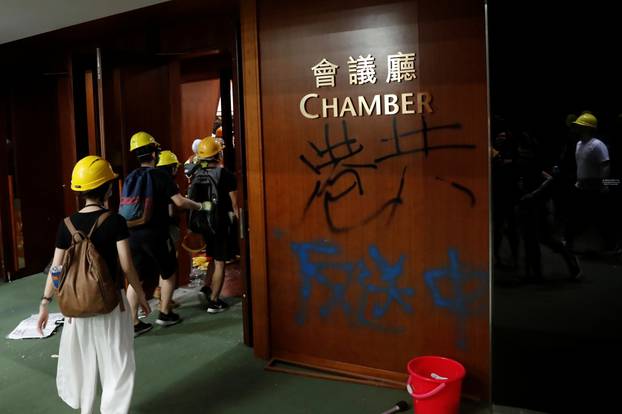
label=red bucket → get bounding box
[406,356,466,414]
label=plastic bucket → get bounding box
[406,356,466,414]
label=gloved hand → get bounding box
[200,201,213,211]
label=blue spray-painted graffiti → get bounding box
[291,241,414,333]
[423,249,488,350]
[290,239,487,348]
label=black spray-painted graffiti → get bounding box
[290,239,487,348]
[300,116,476,233]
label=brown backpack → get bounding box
[57,212,124,317]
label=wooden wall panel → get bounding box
[180,80,221,157]
[121,63,172,165]
[10,75,66,277]
[257,0,489,398]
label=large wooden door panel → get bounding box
[257,0,489,399]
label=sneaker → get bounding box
[134,321,153,337]
[198,286,212,305]
[207,299,229,314]
[137,307,149,319]
[156,311,182,326]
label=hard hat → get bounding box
[215,126,223,138]
[197,137,222,159]
[156,150,180,167]
[71,155,118,191]
[573,113,597,129]
[129,131,160,152]
[192,138,202,154]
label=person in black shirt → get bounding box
[125,132,203,335]
[191,137,238,313]
[36,155,150,414]
[154,150,182,308]
[156,150,182,245]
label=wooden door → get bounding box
[254,0,490,399]
[7,72,67,277]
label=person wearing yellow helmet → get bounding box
[36,155,150,414]
[156,150,180,175]
[189,137,239,313]
[563,113,613,254]
[155,149,182,307]
[572,113,609,190]
[123,132,205,334]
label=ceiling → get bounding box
[0,0,170,45]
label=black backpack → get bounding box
[188,164,222,235]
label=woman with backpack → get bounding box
[36,155,151,414]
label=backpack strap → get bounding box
[64,217,86,244]
[206,167,222,196]
[88,211,113,238]
[85,211,125,312]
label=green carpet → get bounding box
[0,274,406,413]
[1,274,497,413]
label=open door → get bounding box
[0,56,75,279]
[90,47,252,344]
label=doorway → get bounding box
[77,46,253,345]
[489,2,622,412]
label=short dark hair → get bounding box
[79,181,112,203]
[157,164,176,177]
[134,144,156,163]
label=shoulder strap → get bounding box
[64,217,78,235]
[65,216,87,244]
[88,211,113,237]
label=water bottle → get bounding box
[51,265,62,289]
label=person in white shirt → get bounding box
[574,113,609,190]
[564,113,612,252]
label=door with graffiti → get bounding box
[257,0,490,399]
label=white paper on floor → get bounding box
[6,313,64,339]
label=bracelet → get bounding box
[40,296,52,304]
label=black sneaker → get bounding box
[156,311,182,326]
[207,299,229,314]
[134,321,153,337]
[198,286,212,305]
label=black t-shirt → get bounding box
[156,166,181,226]
[55,210,130,286]
[133,167,179,232]
[217,167,237,214]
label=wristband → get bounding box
[41,296,52,304]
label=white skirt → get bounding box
[56,292,135,414]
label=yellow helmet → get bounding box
[573,113,597,129]
[156,150,180,167]
[197,137,222,159]
[71,156,118,192]
[129,131,160,152]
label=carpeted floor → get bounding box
[1,273,538,413]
